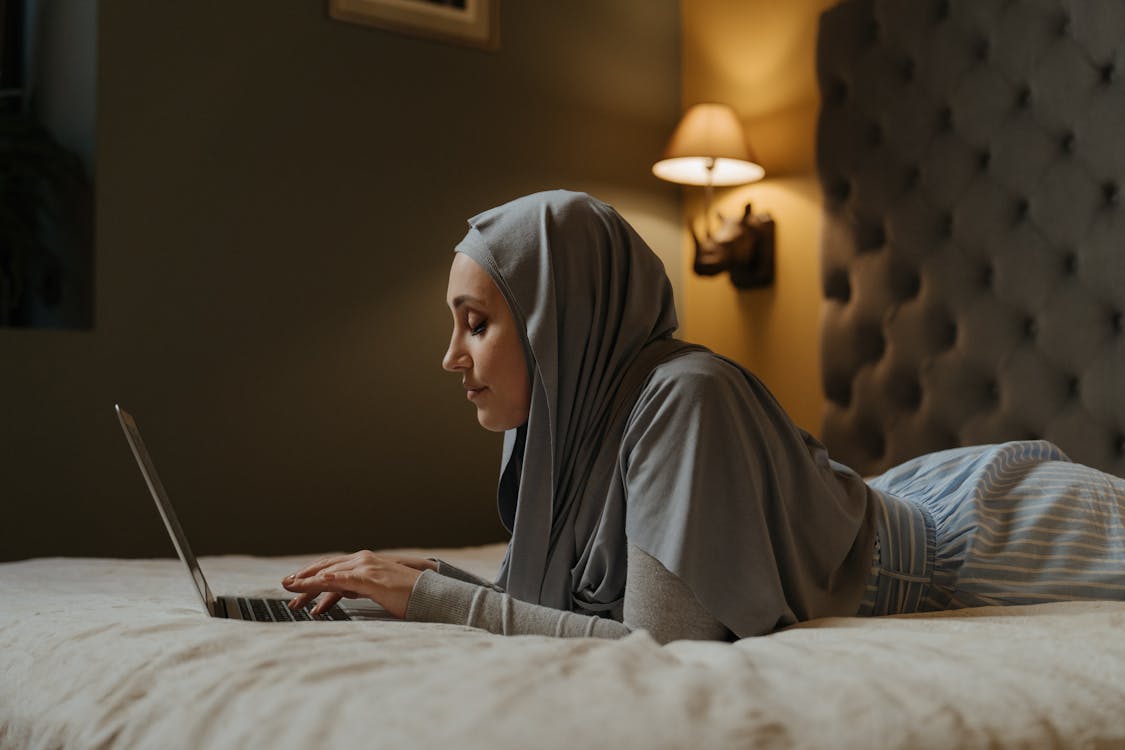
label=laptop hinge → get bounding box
[213,596,228,618]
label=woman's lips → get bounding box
[465,386,487,401]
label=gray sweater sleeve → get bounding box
[406,544,732,644]
[429,559,505,591]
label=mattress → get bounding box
[3,544,1124,749]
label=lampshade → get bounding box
[652,103,765,186]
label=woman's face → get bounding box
[442,253,531,432]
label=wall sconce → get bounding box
[653,102,775,289]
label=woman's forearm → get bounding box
[406,569,632,638]
[407,544,732,644]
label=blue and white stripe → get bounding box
[857,440,1125,616]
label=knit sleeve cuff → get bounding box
[404,569,482,625]
[432,559,504,591]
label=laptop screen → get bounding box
[115,404,218,616]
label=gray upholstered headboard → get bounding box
[816,0,1125,478]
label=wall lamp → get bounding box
[653,102,775,289]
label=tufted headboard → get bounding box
[816,0,1125,478]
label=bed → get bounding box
[2,546,1124,749]
[4,1,1125,748]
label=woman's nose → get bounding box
[442,337,469,372]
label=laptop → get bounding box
[116,404,390,623]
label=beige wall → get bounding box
[679,0,836,435]
[0,1,682,561]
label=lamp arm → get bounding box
[702,157,716,239]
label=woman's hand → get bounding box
[282,551,430,619]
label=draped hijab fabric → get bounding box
[455,190,699,612]
[455,190,875,635]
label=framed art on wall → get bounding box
[328,0,499,51]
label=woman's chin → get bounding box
[476,412,508,433]
[476,409,527,433]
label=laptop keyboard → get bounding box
[236,596,350,622]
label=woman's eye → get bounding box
[469,319,488,336]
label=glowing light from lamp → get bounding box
[652,102,775,289]
[652,103,764,186]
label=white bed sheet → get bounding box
[2,544,1124,749]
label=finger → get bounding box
[282,575,322,593]
[317,567,380,600]
[284,569,359,595]
[291,550,385,580]
[291,557,395,606]
[285,553,356,583]
[385,556,439,572]
[287,592,316,610]
[311,592,343,616]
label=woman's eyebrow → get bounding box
[451,294,486,310]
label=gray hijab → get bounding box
[455,190,875,636]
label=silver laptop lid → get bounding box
[115,404,218,616]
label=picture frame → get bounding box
[329,0,500,51]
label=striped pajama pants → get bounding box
[857,440,1125,616]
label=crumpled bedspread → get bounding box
[2,545,1123,749]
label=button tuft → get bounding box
[900,58,915,83]
[1103,182,1119,207]
[1062,251,1078,274]
[980,264,994,289]
[942,319,958,349]
[939,213,953,238]
[905,166,921,189]
[938,107,953,131]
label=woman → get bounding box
[283,190,1125,643]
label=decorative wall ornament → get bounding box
[653,103,773,289]
[691,202,775,289]
[329,0,500,51]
